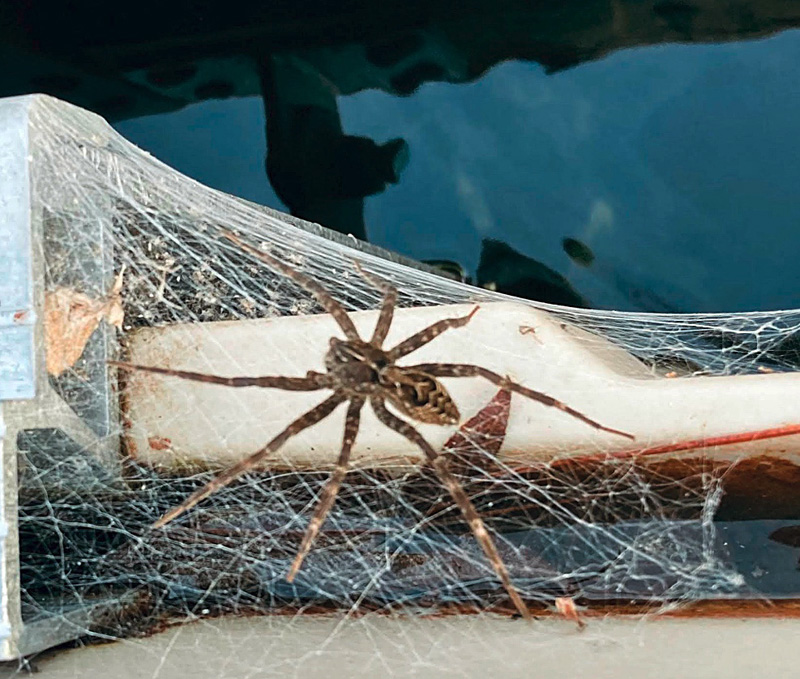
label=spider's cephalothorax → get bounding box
[324,337,386,389]
[112,229,634,621]
[325,337,459,425]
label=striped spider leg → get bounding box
[112,229,633,620]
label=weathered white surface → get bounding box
[123,302,800,470]
[13,614,800,679]
[0,411,9,650]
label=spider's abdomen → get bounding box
[381,367,460,425]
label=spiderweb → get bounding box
[3,95,800,667]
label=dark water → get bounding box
[116,30,800,313]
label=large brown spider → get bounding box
[113,230,633,620]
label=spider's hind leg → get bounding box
[370,395,532,620]
[152,391,346,529]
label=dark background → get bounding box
[117,34,800,312]
[5,0,800,312]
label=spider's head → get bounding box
[326,337,387,386]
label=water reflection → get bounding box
[339,33,800,311]
[4,2,798,311]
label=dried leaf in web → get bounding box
[44,267,125,375]
[421,388,511,519]
[442,387,511,474]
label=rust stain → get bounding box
[584,599,800,620]
[547,423,800,470]
[13,309,28,323]
[148,436,172,451]
[138,598,800,638]
[81,595,800,643]
[282,598,800,620]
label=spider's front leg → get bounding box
[386,306,480,361]
[352,260,398,347]
[221,229,361,341]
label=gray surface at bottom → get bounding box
[5,614,799,679]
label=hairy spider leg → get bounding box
[386,306,480,362]
[109,361,330,390]
[370,396,532,620]
[222,229,362,342]
[408,363,634,440]
[351,260,397,347]
[287,397,365,581]
[151,392,347,528]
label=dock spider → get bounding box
[113,230,633,619]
